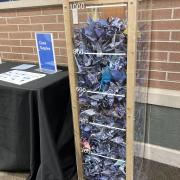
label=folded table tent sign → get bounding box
[63,0,138,179]
[35,33,57,73]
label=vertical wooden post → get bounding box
[126,0,137,180]
[63,0,84,179]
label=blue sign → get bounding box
[35,33,57,72]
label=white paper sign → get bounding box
[11,64,36,70]
[72,8,79,24]
[0,70,46,85]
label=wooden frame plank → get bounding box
[63,1,137,180]
[63,1,84,179]
[69,0,128,4]
[126,0,137,180]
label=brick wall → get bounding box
[0,1,180,91]
[0,6,67,65]
[139,0,180,91]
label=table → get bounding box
[0,62,76,180]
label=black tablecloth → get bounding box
[0,62,76,180]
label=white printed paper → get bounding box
[0,70,46,85]
[72,8,78,24]
[11,64,36,70]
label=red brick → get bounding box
[173,9,180,19]
[151,31,170,41]
[0,10,16,17]
[52,32,59,39]
[136,70,149,79]
[149,71,166,80]
[7,17,30,24]
[150,62,180,72]
[31,15,57,24]
[152,0,180,9]
[44,24,64,31]
[0,18,6,24]
[9,33,31,39]
[58,32,66,39]
[138,22,152,31]
[168,73,180,81]
[57,15,64,23]
[137,60,149,70]
[0,40,20,46]
[60,48,67,56]
[54,40,66,47]
[137,42,149,51]
[137,80,149,88]
[0,46,11,52]
[21,40,36,46]
[42,7,63,15]
[2,53,23,60]
[79,13,89,22]
[19,24,43,31]
[12,47,33,54]
[152,9,172,20]
[149,80,180,91]
[23,54,38,61]
[171,32,180,41]
[54,48,60,55]
[0,25,18,32]
[150,51,168,61]
[137,51,150,61]
[0,33,8,39]
[151,42,180,51]
[138,10,150,21]
[152,20,180,30]
[17,8,41,16]
[56,56,68,64]
[138,32,151,41]
[138,0,152,10]
[169,53,180,62]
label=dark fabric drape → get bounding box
[0,62,76,180]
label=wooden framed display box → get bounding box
[63,0,137,179]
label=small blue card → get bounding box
[35,33,57,73]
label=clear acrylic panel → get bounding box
[134,0,152,179]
